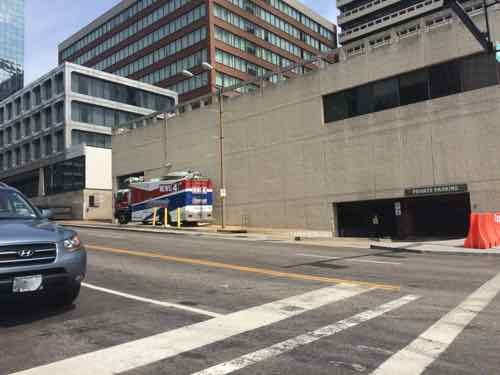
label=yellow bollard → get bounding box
[164,208,169,228]
[177,208,181,228]
[152,207,157,227]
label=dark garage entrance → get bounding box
[336,191,471,240]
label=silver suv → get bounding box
[0,183,86,306]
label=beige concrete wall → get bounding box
[85,147,112,190]
[31,190,85,219]
[113,9,500,231]
[83,189,113,221]
[30,189,113,221]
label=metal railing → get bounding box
[113,50,341,134]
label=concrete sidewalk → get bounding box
[59,220,374,249]
[371,239,500,256]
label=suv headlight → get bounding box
[64,235,82,252]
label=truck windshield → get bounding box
[0,189,38,219]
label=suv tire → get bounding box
[54,283,81,307]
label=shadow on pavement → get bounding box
[0,298,75,328]
[283,250,409,269]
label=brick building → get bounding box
[59,0,337,102]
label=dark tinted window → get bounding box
[3,169,39,198]
[429,60,461,99]
[72,130,111,149]
[71,73,175,111]
[323,92,348,122]
[373,78,399,112]
[323,53,498,124]
[399,70,429,106]
[44,156,85,195]
[350,85,373,117]
[462,53,498,91]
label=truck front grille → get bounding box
[0,243,57,268]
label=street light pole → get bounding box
[217,82,226,230]
[181,65,226,229]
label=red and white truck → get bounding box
[114,171,214,225]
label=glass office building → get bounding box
[0,0,24,101]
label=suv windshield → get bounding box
[0,189,39,219]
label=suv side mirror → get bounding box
[41,209,54,220]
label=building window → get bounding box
[399,70,429,106]
[71,73,174,111]
[6,127,12,144]
[55,101,64,123]
[6,103,12,120]
[44,156,85,195]
[71,130,111,149]
[34,113,42,132]
[139,49,208,87]
[44,107,53,128]
[0,131,3,148]
[23,92,31,111]
[55,73,64,94]
[14,122,21,141]
[461,53,499,92]
[71,101,143,128]
[44,135,52,156]
[6,151,12,169]
[429,60,461,99]
[14,97,21,116]
[372,78,399,112]
[107,27,208,79]
[33,139,41,159]
[23,143,31,163]
[14,148,21,167]
[350,85,373,117]
[23,118,31,137]
[56,131,65,152]
[3,169,39,198]
[323,53,500,124]
[43,80,52,101]
[34,86,41,106]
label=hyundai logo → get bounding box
[17,249,35,258]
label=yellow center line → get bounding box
[85,244,400,291]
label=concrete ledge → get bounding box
[370,244,500,256]
[62,223,265,241]
[217,229,248,234]
[370,245,424,254]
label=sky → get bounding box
[24,0,338,85]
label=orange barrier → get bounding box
[464,213,500,249]
[494,213,500,245]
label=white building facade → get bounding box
[0,62,177,220]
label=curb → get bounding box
[370,244,500,256]
[63,223,260,240]
[64,223,212,237]
[370,245,424,254]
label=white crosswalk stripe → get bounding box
[10,283,371,375]
[371,271,500,375]
[11,272,498,375]
[82,282,223,318]
[190,295,420,375]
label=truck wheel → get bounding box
[118,214,129,225]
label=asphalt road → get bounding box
[1,227,500,375]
